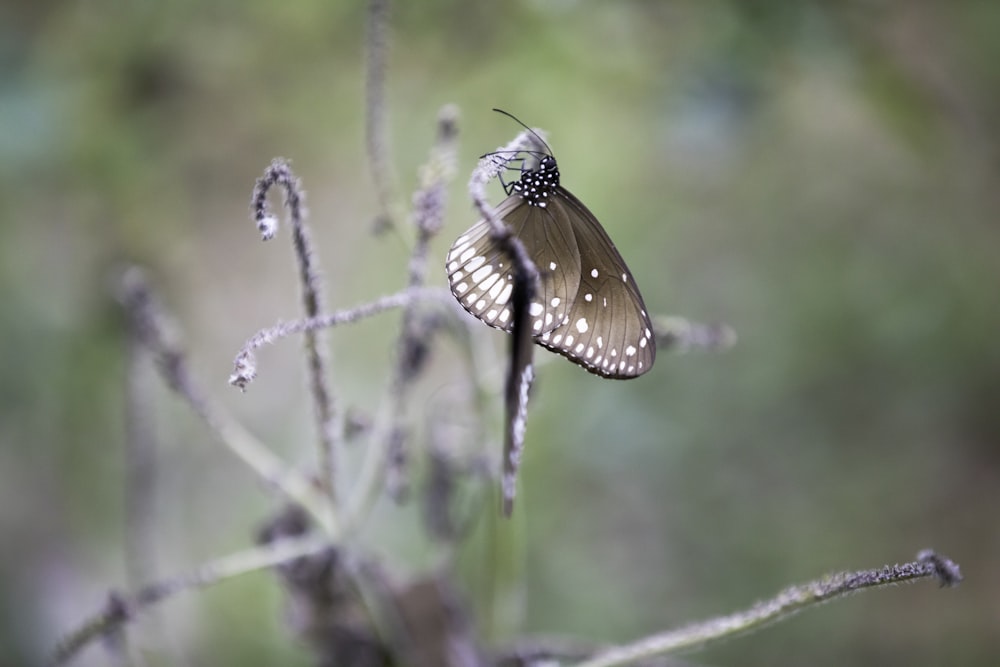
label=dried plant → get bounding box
[48,1,962,665]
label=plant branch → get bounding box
[468,127,547,517]
[229,286,451,390]
[116,267,333,533]
[251,159,340,508]
[573,550,963,667]
[48,533,333,666]
[365,0,403,231]
[652,316,738,354]
[382,104,460,499]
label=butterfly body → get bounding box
[448,152,655,379]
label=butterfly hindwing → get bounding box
[534,188,655,378]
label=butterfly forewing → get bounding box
[447,194,582,337]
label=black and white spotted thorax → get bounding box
[510,155,560,208]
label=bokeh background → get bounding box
[2,1,998,665]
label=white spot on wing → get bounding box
[480,272,500,290]
[529,302,543,317]
[591,268,599,278]
[488,277,505,299]
[471,264,493,283]
[575,318,588,333]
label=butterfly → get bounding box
[446,111,656,379]
[447,111,656,515]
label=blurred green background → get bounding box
[2,1,998,665]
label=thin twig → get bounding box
[365,0,402,231]
[383,105,460,499]
[339,110,465,531]
[229,286,451,390]
[122,323,188,665]
[573,550,962,667]
[467,129,547,236]
[116,267,333,533]
[48,533,333,666]
[123,331,158,588]
[468,128,545,516]
[652,316,737,354]
[251,159,340,508]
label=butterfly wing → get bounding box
[446,194,582,336]
[534,188,656,379]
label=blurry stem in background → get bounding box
[123,332,158,589]
[117,267,334,534]
[225,285,459,536]
[652,316,738,354]
[382,105,459,500]
[573,550,962,667]
[365,0,405,233]
[251,160,340,514]
[123,323,189,664]
[48,533,333,667]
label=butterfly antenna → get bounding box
[492,108,553,155]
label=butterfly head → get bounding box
[511,154,560,208]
